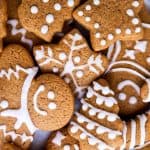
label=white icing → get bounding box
[54,3,62,11]
[108,34,114,40]
[134,41,147,53]
[132,18,139,25]
[48,91,55,99]
[52,131,65,146]
[118,93,126,101]
[78,11,83,16]
[143,79,150,102]
[89,109,96,116]
[67,0,74,7]
[76,70,84,78]
[94,23,100,29]
[46,14,54,24]
[120,122,127,150]
[142,23,150,29]
[80,132,87,139]
[123,50,136,60]
[146,57,150,64]
[129,96,137,104]
[135,27,141,33]
[100,40,106,46]
[107,43,114,60]
[0,66,38,136]
[126,9,134,16]
[0,100,8,109]
[74,56,80,63]
[74,144,79,150]
[93,0,100,6]
[95,32,101,38]
[41,25,49,34]
[132,1,140,7]
[59,52,67,61]
[30,5,39,14]
[129,120,136,149]
[115,28,121,34]
[137,114,147,146]
[125,28,131,34]
[48,102,57,110]
[85,16,91,22]
[42,0,49,3]
[85,5,91,11]
[52,67,59,73]
[64,145,71,150]
[7,19,33,48]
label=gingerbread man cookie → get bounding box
[0,44,74,149]
[33,29,108,98]
[46,128,80,150]
[105,22,150,116]
[18,0,80,42]
[73,0,144,51]
[68,79,124,150]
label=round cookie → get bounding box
[18,0,80,42]
[68,79,124,150]
[104,23,150,117]
[33,29,108,98]
[0,44,74,149]
[46,128,79,150]
[73,0,144,51]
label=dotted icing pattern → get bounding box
[73,0,143,51]
[34,29,107,98]
[18,0,80,41]
[68,79,124,150]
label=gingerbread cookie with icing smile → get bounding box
[0,44,74,149]
[18,0,80,42]
[73,0,144,51]
[33,29,108,98]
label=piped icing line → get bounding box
[81,99,119,122]
[129,119,136,149]
[143,79,150,102]
[137,114,147,146]
[74,112,122,138]
[142,23,150,29]
[0,66,38,135]
[86,86,117,108]
[120,122,127,150]
[52,131,65,146]
[7,19,33,48]
[70,121,114,150]
[107,43,115,60]
[105,60,150,77]
[0,125,33,142]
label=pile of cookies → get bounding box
[0,0,150,149]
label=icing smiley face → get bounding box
[28,74,74,131]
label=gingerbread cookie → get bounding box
[46,128,79,150]
[33,29,108,98]
[68,79,124,150]
[73,0,144,51]
[4,0,44,50]
[18,0,80,42]
[0,44,74,149]
[104,22,150,116]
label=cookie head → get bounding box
[28,74,74,131]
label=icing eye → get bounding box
[47,91,55,100]
[0,100,8,109]
[48,102,57,110]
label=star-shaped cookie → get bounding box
[73,0,144,51]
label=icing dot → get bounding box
[82,104,88,111]
[59,52,67,61]
[118,93,126,101]
[46,14,54,24]
[132,18,139,25]
[77,116,85,123]
[108,133,116,140]
[52,67,59,73]
[76,71,84,78]
[30,5,39,14]
[135,27,141,33]
[85,17,91,22]
[64,77,71,84]
[41,25,48,34]
[107,34,114,40]
[48,102,57,110]
[86,123,95,130]
[100,40,106,46]
[88,138,97,145]
[86,91,93,98]
[78,11,83,16]
[74,56,80,63]
[54,3,62,11]
[132,1,140,7]
[70,126,78,133]
[96,127,105,134]
[67,0,74,7]
[89,109,96,116]
[126,9,134,16]
[105,100,114,107]
[95,32,101,38]
[129,96,137,105]
[48,91,55,99]
[63,145,71,150]
[107,115,116,122]
[0,100,8,109]
[94,23,100,29]
[42,0,49,3]
[146,57,150,64]
[96,97,103,105]
[93,0,100,5]
[97,112,105,119]
[125,28,131,35]
[115,28,121,34]
[80,133,87,139]
[85,5,91,10]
